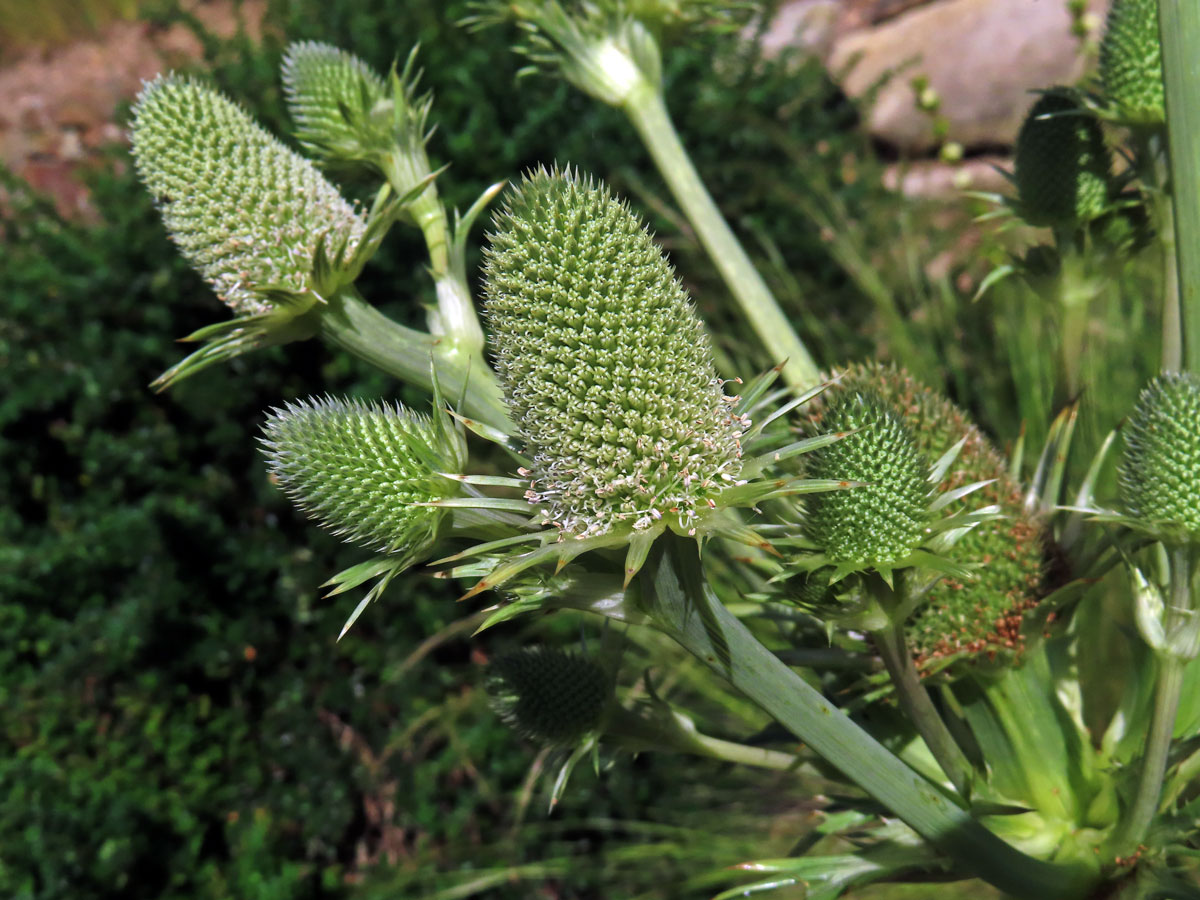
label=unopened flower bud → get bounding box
[803,391,927,566]
[1014,91,1111,228]
[1119,372,1200,542]
[1100,0,1165,125]
[486,647,611,746]
[260,397,461,560]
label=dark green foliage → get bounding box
[1100,0,1165,125]
[1119,372,1200,541]
[1014,91,1111,229]
[802,392,928,566]
[486,647,610,746]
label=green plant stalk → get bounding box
[604,704,801,772]
[317,283,512,430]
[1159,0,1200,372]
[1136,130,1182,371]
[622,83,820,390]
[1113,546,1195,857]
[383,152,487,358]
[870,615,974,798]
[637,535,1097,899]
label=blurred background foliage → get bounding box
[0,0,1163,897]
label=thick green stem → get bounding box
[383,152,487,358]
[622,84,821,391]
[604,703,801,772]
[871,615,974,799]
[636,535,1097,899]
[1113,546,1196,857]
[318,284,512,431]
[1159,0,1200,372]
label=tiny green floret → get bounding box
[803,392,927,567]
[483,168,743,539]
[1100,0,1165,125]
[1013,91,1112,229]
[486,647,611,746]
[131,74,366,316]
[260,397,461,561]
[1119,372,1200,542]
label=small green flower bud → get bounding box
[1100,0,1164,125]
[260,397,461,559]
[1013,91,1111,228]
[1119,372,1200,542]
[131,74,366,316]
[803,392,927,566]
[486,647,611,746]
[483,168,743,538]
[281,41,389,164]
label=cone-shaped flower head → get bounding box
[282,41,389,164]
[1119,372,1200,543]
[803,391,927,566]
[1100,0,1165,125]
[817,363,1046,664]
[486,647,611,746]
[1013,91,1111,229]
[483,168,743,538]
[131,74,367,316]
[260,397,464,563]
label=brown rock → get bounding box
[825,0,1108,153]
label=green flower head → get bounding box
[483,168,743,539]
[486,647,611,746]
[1119,372,1200,543]
[131,74,366,316]
[802,391,927,567]
[1013,90,1111,229]
[282,41,390,164]
[260,397,463,564]
[1100,0,1165,125]
[822,364,1047,665]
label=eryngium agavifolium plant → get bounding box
[801,392,926,567]
[1119,371,1200,543]
[260,397,465,562]
[486,647,611,746]
[1013,90,1112,229]
[127,9,1200,896]
[1099,0,1165,125]
[484,167,743,539]
[131,74,367,317]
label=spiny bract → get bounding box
[483,168,743,538]
[260,397,460,559]
[1013,91,1111,228]
[486,647,611,747]
[1119,372,1200,542]
[1100,0,1165,125]
[821,364,1046,664]
[282,41,387,160]
[131,74,366,316]
[803,391,927,566]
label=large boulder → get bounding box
[769,0,1109,154]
